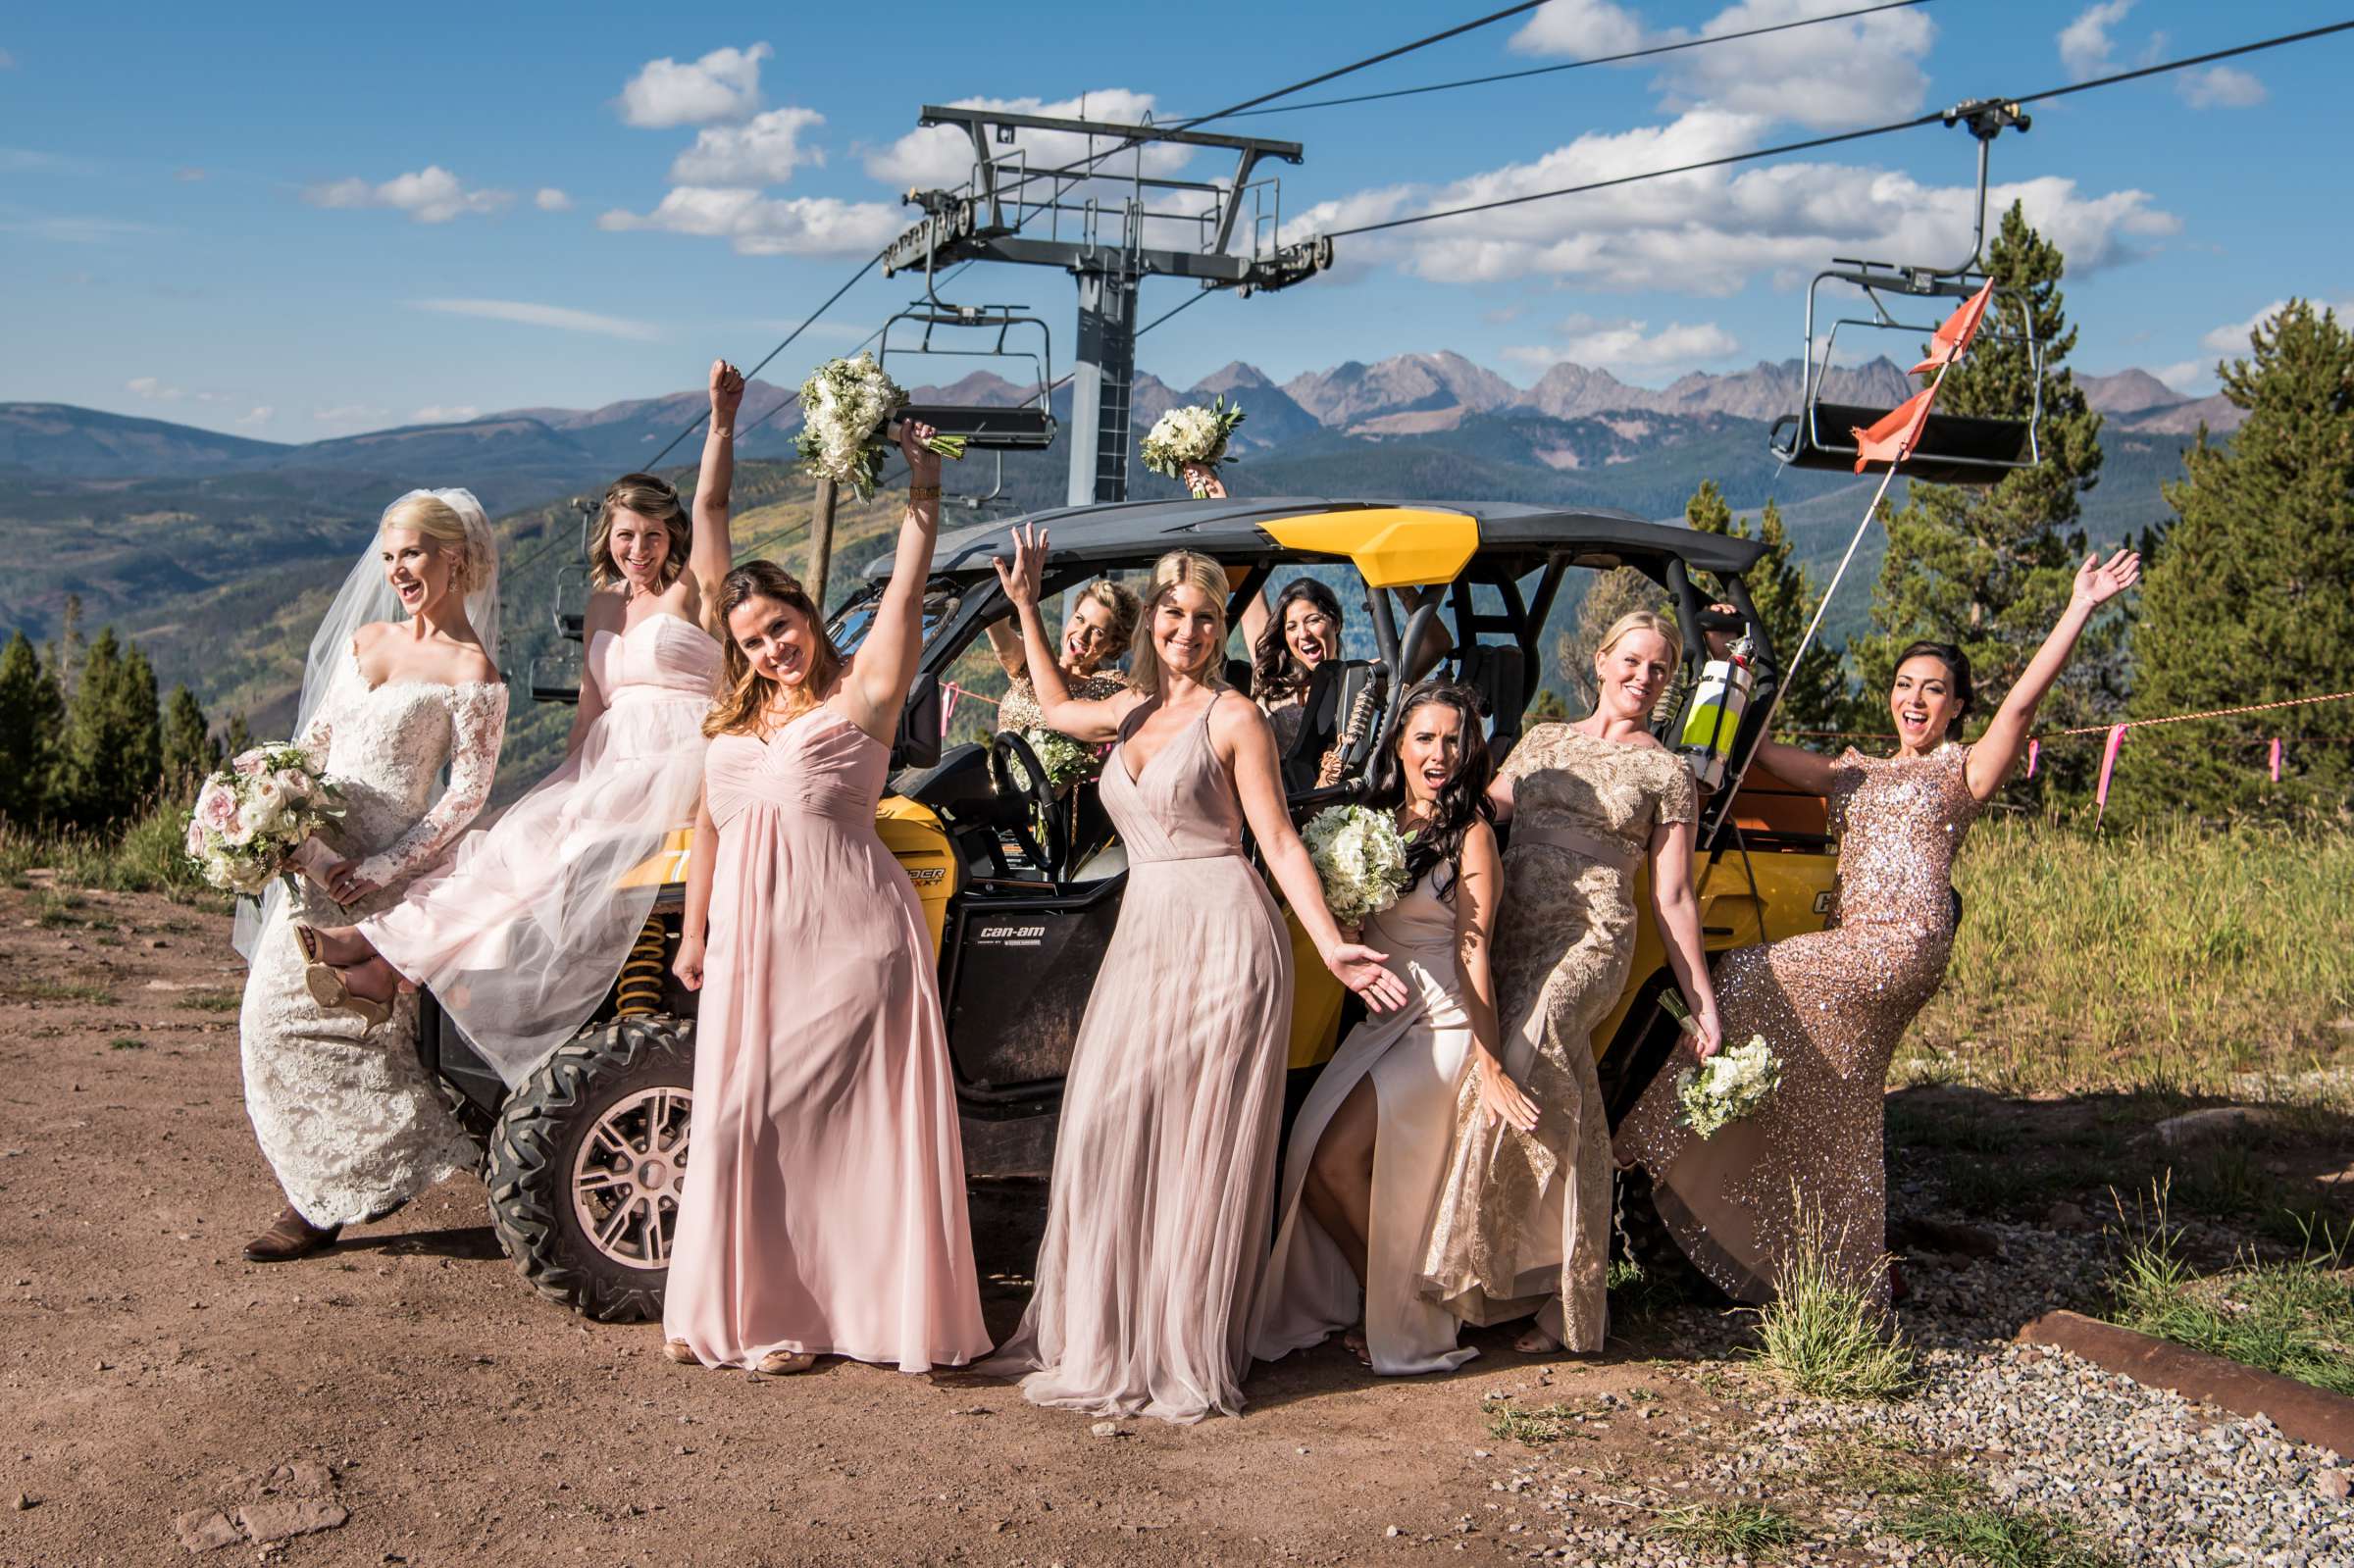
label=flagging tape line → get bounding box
[1774,688,2354,745]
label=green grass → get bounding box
[2107,1183,2354,1395]
[1746,1201,1915,1400]
[1650,1500,1801,1557]
[1889,1498,2118,1568]
[181,989,241,1013]
[1901,817,2354,1099]
[1482,1397,1594,1445]
[0,979,117,1005]
[0,805,223,905]
[107,1036,145,1051]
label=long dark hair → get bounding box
[1251,577,1344,704]
[703,560,843,737]
[1891,639,1975,732]
[1363,681,1494,899]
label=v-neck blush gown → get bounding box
[662,707,989,1372]
[987,691,1295,1423]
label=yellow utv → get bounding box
[419,494,1839,1319]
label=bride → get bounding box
[296,361,742,1087]
[237,488,508,1262]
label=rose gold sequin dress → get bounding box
[1616,742,1979,1305]
[997,671,1126,733]
[1420,725,1695,1351]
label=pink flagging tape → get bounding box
[2025,737,2040,779]
[2095,724,2128,826]
[2270,736,2282,783]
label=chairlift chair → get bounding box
[876,298,1059,453]
[1767,98,2044,488]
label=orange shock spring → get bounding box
[614,914,669,1018]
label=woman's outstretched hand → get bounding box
[1325,942,1409,1012]
[991,522,1048,611]
[1179,461,1228,500]
[896,416,944,490]
[709,358,744,426]
[2072,548,2141,609]
[1473,1048,1540,1133]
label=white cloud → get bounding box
[535,186,573,211]
[2058,1,2134,79]
[126,376,183,401]
[235,406,274,428]
[617,42,769,128]
[670,105,826,184]
[2149,362,2209,396]
[1288,111,2178,295]
[2178,66,2267,110]
[1510,0,1645,58]
[863,88,1189,191]
[598,186,902,257]
[305,166,511,224]
[410,405,482,424]
[2201,298,2354,354]
[313,405,386,427]
[1659,0,1935,130]
[412,297,663,342]
[1508,315,1740,370]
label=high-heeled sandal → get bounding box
[755,1350,816,1376]
[664,1340,699,1366]
[293,925,393,1030]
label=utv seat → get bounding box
[1458,643,1527,755]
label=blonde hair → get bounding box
[702,560,844,738]
[1071,578,1145,666]
[1127,550,1231,694]
[590,473,691,590]
[380,491,479,592]
[1595,609,1682,674]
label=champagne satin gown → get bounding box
[1617,743,1979,1305]
[662,706,990,1372]
[989,690,1295,1423]
[1253,860,1480,1376]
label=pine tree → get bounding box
[160,685,220,797]
[51,629,165,829]
[2128,299,2354,817]
[223,712,255,759]
[47,593,84,700]
[1556,568,1670,711]
[0,631,64,825]
[1855,203,2123,789]
[1685,481,1849,736]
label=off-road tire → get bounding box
[486,1015,694,1322]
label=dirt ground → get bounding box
[0,885,1761,1568]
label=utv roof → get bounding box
[900,495,1766,583]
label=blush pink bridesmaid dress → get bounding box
[662,706,990,1373]
[987,690,1295,1423]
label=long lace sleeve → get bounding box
[354,683,508,888]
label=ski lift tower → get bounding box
[882,106,1331,506]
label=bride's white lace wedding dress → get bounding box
[238,646,508,1227]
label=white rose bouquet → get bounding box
[1020,728,1104,791]
[794,352,968,501]
[183,743,344,897]
[1675,1034,1783,1140]
[1301,803,1411,928]
[1140,396,1247,496]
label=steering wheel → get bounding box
[988,730,1068,879]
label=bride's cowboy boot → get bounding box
[243,1204,340,1263]
[291,925,393,1031]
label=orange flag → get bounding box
[1851,384,1938,473]
[1911,278,1996,376]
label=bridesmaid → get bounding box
[984,526,1408,1423]
[661,422,989,1376]
[1253,683,1538,1376]
[1616,550,2141,1306]
[983,578,1141,732]
[1249,577,1347,753]
[1421,610,1722,1354]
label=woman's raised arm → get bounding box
[840,421,945,740]
[686,360,744,609]
[1965,549,2140,801]
[990,524,1134,743]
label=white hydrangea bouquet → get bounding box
[1021,728,1104,790]
[1301,803,1410,928]
[795,352,967,501]
[183,743,344,897]
[1141,395,1247,497]
[1675,1034,1783,1140]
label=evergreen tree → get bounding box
[51,629,165,829]
[160,685,220,796]
[1855,203,2124,789]
[0,631,64,825]
[223,711,255,759]
[1685,481,1849,736]
[1556,567,1670,711]
[2129,299,2354,817]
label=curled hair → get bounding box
[591,473,692,591]
[1072,578,1144,667]
[1363,682,1494,899]
[1252,577,1345,705]
[703,560,843,738]
[1127,550,1231,694]
[1595,609,1682,674]
[380,491,482,593]
[1891,639,1974,723]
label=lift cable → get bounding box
[1326,17,2354,239]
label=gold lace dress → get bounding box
[1419,724,1694,1350]
[1616,743,1978,1305]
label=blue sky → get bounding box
[2,0,2346,440]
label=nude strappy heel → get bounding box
[293,925,393,1030]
